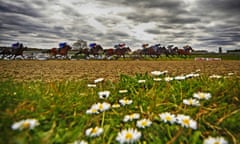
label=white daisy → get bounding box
[85,126,103,137]
[151,71,166,76]
[74,140,88,144]
[123,113,140,122]
[203,136,228,144]
[119,99,133,106]
[185,73,200,78]
[138,80,146,83]
[209,74,222,79]
[174,76,186,80]
[183,98,200,106]
[116,128,141,144]
[94,78,104,83]
[96,102,111,112]
[159,112,176,124]
[176,114,197,130]
[164,77,173,82]
[153,78,162,81]
[87,84,97,88]
[193,92,212,100]
[98,91,110,99]
[11,119,39,130]
[86,107,99,114]
[112,103,121,108]
[136,118,152,128]
[86,102,111,114]
[119,89,128,94]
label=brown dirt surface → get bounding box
[0,60,239,81]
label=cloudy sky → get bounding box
[0,0,240,52]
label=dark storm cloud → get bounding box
[197,0,240,13]
[0,0,239,52]
[0,1,42,17]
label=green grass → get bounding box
[0,73,239,144]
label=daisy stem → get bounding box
[167,124,172,139]
[101,111,105,127]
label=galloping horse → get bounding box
[103,48,115,57]
[50,45,72,59]
[10,47,27,59]
[114,47,131,58]
[74,48,90,57]
[177,45,193,56]
[140,45,168,58]
[103,47,131,59]
[0,47,12,59]
[89,45,104,57]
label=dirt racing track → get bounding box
[0,60,239,81]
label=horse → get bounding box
[50,45,72,59]
[165,46,179,57]
[177,46,193,56]
[103,48,115,58]
[114,47,131,59]
[140,45,168,58]
[74,48,90,57]
[89,45,104,58]
[8,47,27,59]
[0,47,12,59]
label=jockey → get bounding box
[89,43,97,49]
[142,43,149,49]
[119,43,126,49]
[114,44,120,49]
[152,43,160,52]
[59,42,67,49]
[11,42,23,52]
[12,42,20,49]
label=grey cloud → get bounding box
[0,1,42,17]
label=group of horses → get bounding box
[0,46,27,59]
[134,44,193,58]
[0,44,193,60]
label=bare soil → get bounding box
[0,60,239,81]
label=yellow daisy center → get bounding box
[99,104,103,110]
[166,116,172,121]
[199,93,205,99]
[91,127,98,134]
[183,119,190,126]
[22,122,30,129]
[141,121,147,126]
[125,133,133,140]
[189,99,193,104]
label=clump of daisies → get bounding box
[116,128,141,144]
[11,119,39,130]
[203,136,228,144]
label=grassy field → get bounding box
[0,67,239,143]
